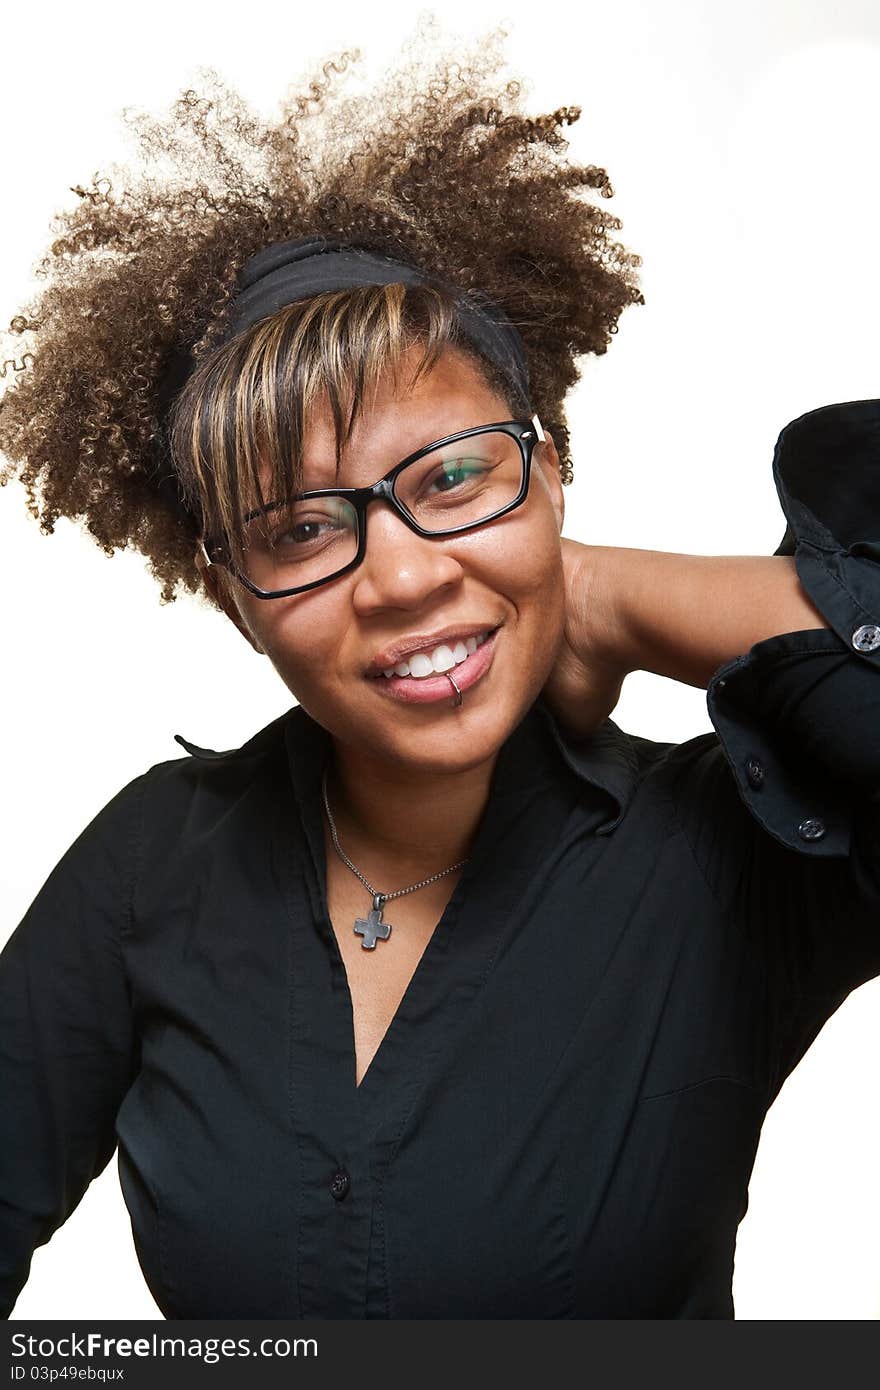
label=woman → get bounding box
[1,37,878,1320]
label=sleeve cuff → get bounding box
[706,627,864,859]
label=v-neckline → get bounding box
[347,879,465,1099]
[321,832,467,1096]
[280,700,584,1136]
[318,770,489,1107]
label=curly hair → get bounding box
[0,20,644,606]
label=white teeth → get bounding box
[409,652,436,677]
[380,629,493,679]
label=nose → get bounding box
[349,497,464,614]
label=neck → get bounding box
[324,740,498,877]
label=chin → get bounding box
[362,682,543,777]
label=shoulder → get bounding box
[617,719,756,839]
[88,706,302,862]
[616,724,751,850]
[535,696,735,838]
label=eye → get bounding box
[273,516,344,546]
[425,459,489,493]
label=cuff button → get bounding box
[798,817,827,842]
[852,624,880,653]
[745,757,765,789]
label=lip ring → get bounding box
[446,671,463,707]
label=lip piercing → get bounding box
[445,671,463,707]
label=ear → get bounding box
[534,428,566,532]
[194,545,266,656]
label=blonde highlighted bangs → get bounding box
[168,281,527,563]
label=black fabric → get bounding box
[2,398,879,1319]
[227,239,531,398]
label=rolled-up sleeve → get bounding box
[0,774,146,1319]
[674,398,880,1096]
[706,396,880,860]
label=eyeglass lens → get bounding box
[237,430,525,593]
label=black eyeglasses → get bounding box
[199,415,546,599]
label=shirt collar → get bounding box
[531,696,640,834]
[173,695,640,834]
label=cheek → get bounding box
[519,508,566,622]
[490,506,565,608]
[242,594,344,692]
[482,511,566,671]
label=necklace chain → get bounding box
[321,765,469,904]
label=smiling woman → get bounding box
[1,22,879,1323]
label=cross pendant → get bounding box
[354,894,394,950]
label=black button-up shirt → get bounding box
[2,398,879,1319]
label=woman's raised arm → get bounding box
[542,396,880,1095]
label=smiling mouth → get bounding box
[368,626,500,705]
[373,628,497,681]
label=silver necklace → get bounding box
[321,670,467,949]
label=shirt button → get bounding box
[329,1168,351,1201]
[745,756,765,789]
[798,817,827,842]
[852,623,880,653]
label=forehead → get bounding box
[297,344,511,488]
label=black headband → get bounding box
[228,237,530,393]
[153,237,531,525]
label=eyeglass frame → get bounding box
[198,414,547,599]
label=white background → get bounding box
[2,0,879,1319]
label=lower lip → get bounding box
[368,629,499,704]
